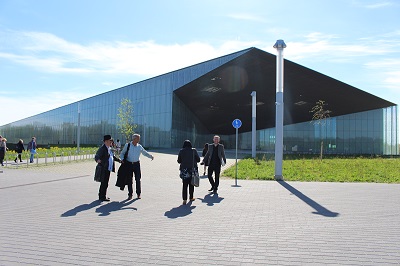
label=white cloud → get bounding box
[0,30,256,77]
[365,59,400,91]
[226,13,267,22]
[364,2,394,9]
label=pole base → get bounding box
[274,175,284,181]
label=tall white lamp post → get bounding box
[273,40,286,181]
[251,91,256,158]
[77,102,81,152]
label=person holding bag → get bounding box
[177,140,200,205]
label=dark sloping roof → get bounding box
[174,47,395,135]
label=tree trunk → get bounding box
[320,140,324,160]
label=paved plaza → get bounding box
[0,150,399,265]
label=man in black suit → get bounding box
[202,135,226,193]
[95,135,121,201]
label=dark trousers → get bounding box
[208,165,221,190]
[182,178,194,200]
[127,162,142,196]
[0,150,4,164]
[98,170,111,199]
[15,153,22,162]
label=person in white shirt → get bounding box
[115,139,121,154]
[120,134,154,200]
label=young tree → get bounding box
[117,98,137,142]
[310,100,331,160]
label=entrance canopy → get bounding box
[174,48,395,134]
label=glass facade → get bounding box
[1,93,397,155]
[218,106,398,155]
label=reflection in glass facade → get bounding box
[220,106,397,155]
[0,90,397,155]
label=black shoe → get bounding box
[208,187,214,191]
[99,197,110,201]
[128,195,132,200]
[14,159,17,163]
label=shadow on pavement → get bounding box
[277,181,339,217]
[164,201,196,219]
[61,200,101,217]
[95,199,138,216]
[198,192,224,206]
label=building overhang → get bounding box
[174,48,395,135]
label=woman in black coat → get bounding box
[14,139,25,163]
[177,140,200,205]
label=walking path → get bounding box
[0,150,399,265]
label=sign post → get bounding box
[232,119,242,186]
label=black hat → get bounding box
[103,135,113,141]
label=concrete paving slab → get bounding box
[0,151,399,265]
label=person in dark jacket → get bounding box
[0,137,7,166]
[201,143,209,175]
[95,135,121,201]
[14,139,25,163]
[202,135,226,193]
[177,140,200,205]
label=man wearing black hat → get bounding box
[95,135,121,201]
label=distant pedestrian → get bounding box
[95,135,121,201]
[178,140,200,205]
[115,139,121,155]
[201,143,209,175]
[27,137,37,163]
[14,139,25,163]
[119,133,154,200]
[202,135,226,193]
[0,137,7,166]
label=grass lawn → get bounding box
[223,155,400,183]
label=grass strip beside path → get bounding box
[223,157,400,183]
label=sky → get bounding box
[0,0,399,127]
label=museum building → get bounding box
[0,47,398,155]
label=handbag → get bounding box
[191,149,200,187]
[191,167,200,187]
[94,164,103,182]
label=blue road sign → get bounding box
[232,119,242,129]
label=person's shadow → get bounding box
[164,201,196,219]
[198,192,224,206]
[277,181,339,217]
[95,199,138,216]
[61,200,101,217]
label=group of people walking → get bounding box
[94,134,226,205]
[0,136,37,166]
[95,134,154,202]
